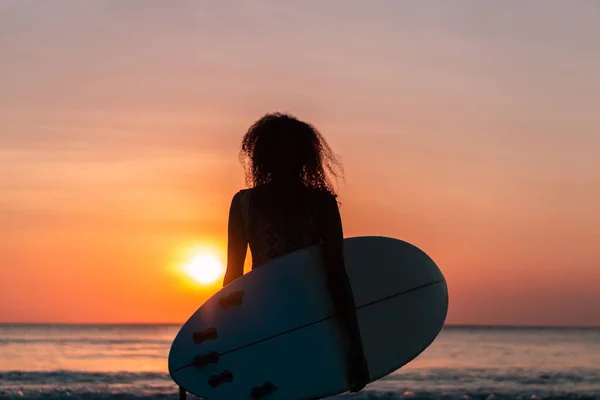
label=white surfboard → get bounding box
[169,236,448,400]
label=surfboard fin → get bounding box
[250,381,279,398]
[193,351,220,368]
[218,290,244,308]
[208,370,233,388]
[192,327,218,344]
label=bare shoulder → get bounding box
[232,188,252,199]
[306,188,338,210]
[313,188,336,200]
[229,188,251,209]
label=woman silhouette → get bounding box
[223,112,369,394]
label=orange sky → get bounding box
[1,1,599,326]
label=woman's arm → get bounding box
[320,194,364,353]
[320,194,369,391]
[223,191,248,287]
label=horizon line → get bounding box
[1,322,599,329]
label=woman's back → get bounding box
[230,182,338,269]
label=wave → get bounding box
[0,338,170,345]
[0,371,170,384]
[384,368,600,385]
[2,370,600,400]
[3,368,600,384]
[1,390,599,400]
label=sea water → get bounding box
[1,324,599,399]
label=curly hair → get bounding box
[239,112,343,196]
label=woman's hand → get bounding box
[347,346,369,392]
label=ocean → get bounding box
[1,324,599,400]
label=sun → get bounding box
[182,251,225,285]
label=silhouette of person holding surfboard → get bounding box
[178,113,368,399]
[224,112,370,394]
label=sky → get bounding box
[1,0,599,326]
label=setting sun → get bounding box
[182,252,225,285]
